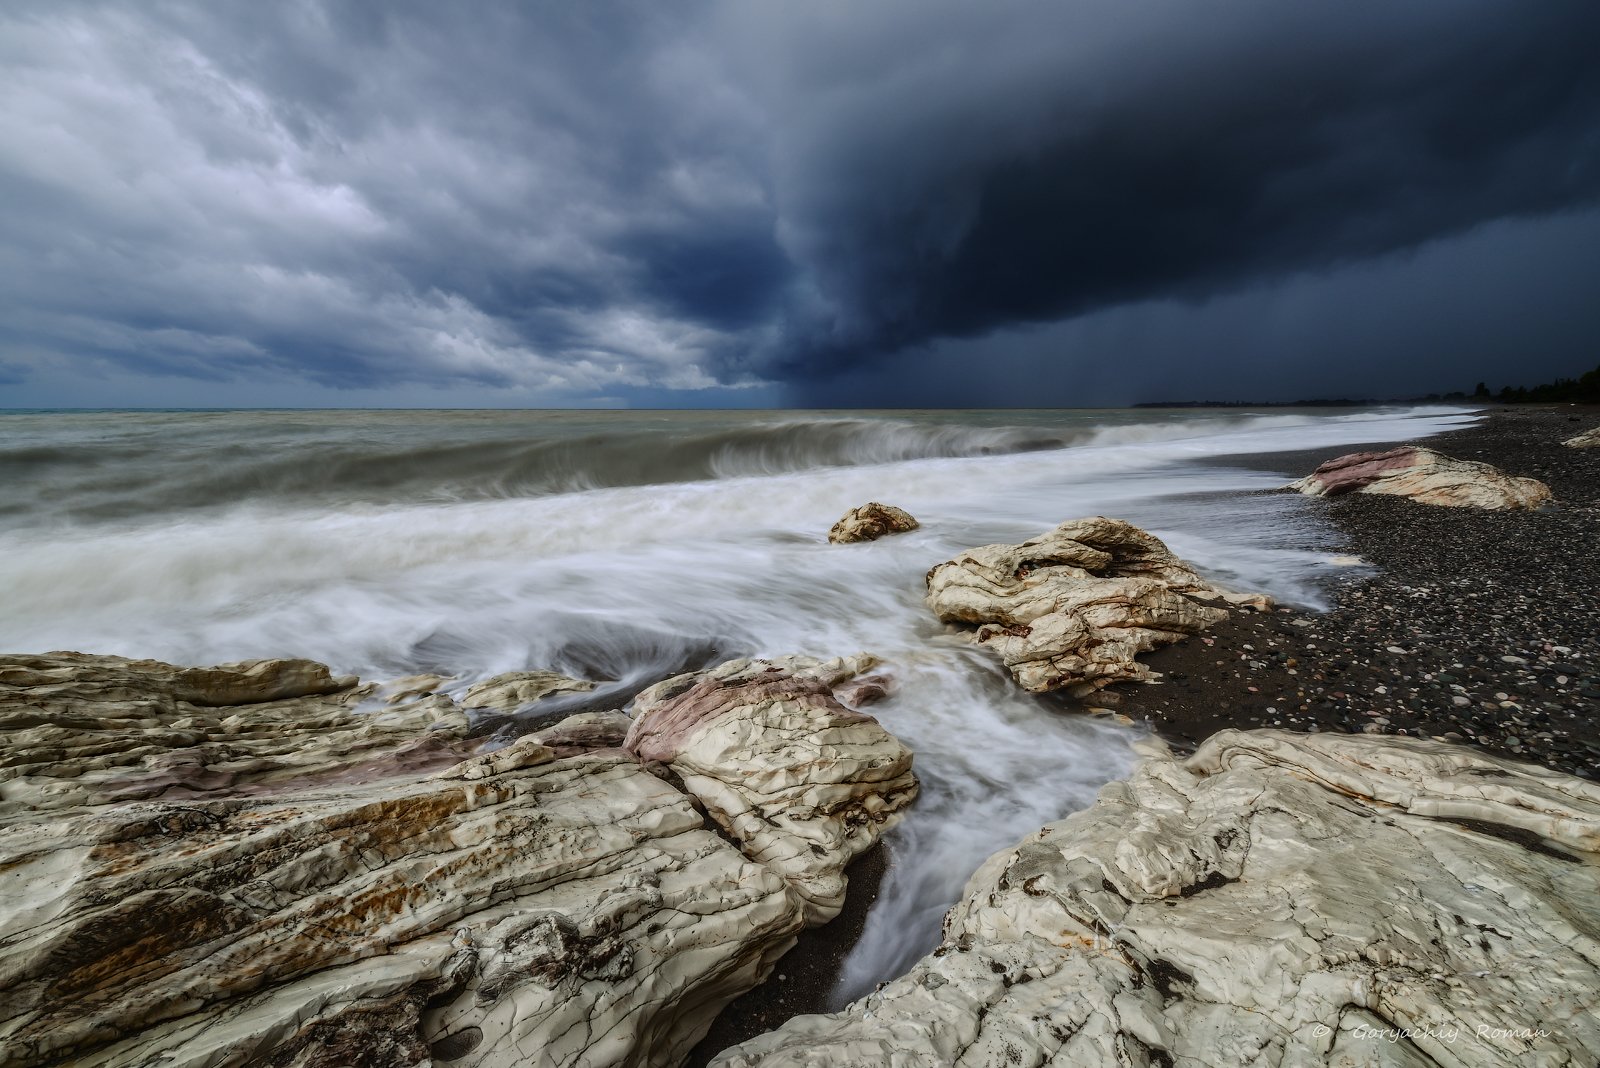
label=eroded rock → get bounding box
[925,516,1269,695]
[374,672,456,706]
[828,502,919,544]
[0,652,916,1067]
[0,652,470,813]
[529,709,634,754]
[714,730,1600,1067]
[1,748,801,1068]
[627,655,918,923]
[0,651,356,707]
[1288,447,1553,509]
[459,669,596,712]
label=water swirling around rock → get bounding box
[0,404,1480,1001]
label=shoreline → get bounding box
[702,404,1600,1055]
[1116,403,1600,778]
[6,404,1596,1065]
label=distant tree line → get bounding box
[1473,361,1600,403]
[1135,361,1600,408]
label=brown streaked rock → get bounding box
[0,650,920,1068]
[827,502,919,544]
[1,748,803,1068]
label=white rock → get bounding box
[713,730,1600,1068]
[925,516,1271,695]
[1563,425,1600,448]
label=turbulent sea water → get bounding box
[0,405,1476,999]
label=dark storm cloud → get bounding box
[786,205,1600,407]
[730,0,1600,376]
[1,0,1598,404]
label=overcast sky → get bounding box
[3,0,1598,408]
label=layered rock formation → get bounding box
[460,669,596,712]
[0,652,914,1068]
[925,516,1270,695]
[714,730,1600,1068]
[1288,447,1553,509]
[0,652,471,814]
[827,502,919,544]
[1564,425,1600,448]
[627,655,916,924]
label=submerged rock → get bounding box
[827,502,919,544]
[1288,447,1553,509]
[925,516,1269,696]
[0,652,915,1067]
[1564,425,1600,448]
[714,730,1600,1068]
[459,669,596,712]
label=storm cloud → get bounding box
[2,0,1598,405]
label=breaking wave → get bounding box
[0,408,1416,527]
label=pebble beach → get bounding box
[1123,404,1600,778]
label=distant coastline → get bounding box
[1133,398,1454,408]
[1138,359,1600,408]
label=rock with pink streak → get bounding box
[1288,446,1551,509]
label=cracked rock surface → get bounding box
[1288,447,1553,509]
[713,730,1600,1068]
[925,516,1270,696]
[0,652,914,1068]
[628,655,917,925]
[0,652,473,814]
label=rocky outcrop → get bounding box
[925,516,1270,696]
[828,502,919,544]
[0,652,914,1068]
[460,669,596,712]
[1564,425,1600,448]
[1288,447,1553,509]
[714,730,1600,1068]
[0,652,471,814]
[627,655,917,924]
[1,741,796,1068]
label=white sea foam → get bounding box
[0,404,1477,996]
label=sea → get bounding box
[0,405,1477,999]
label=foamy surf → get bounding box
[0,404,1478,995]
